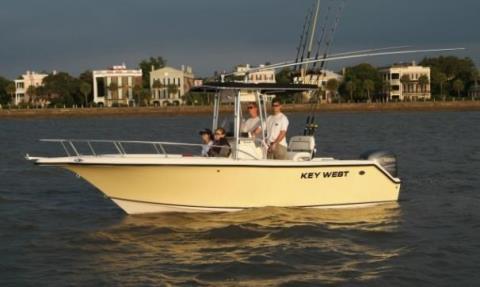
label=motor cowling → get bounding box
[360,150,398,177]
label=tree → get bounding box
[6,82,16,105]
[363,79,375,102]
[107,82,119,103]
[43,72,81,107]
[435,72,448,99]
[418,75,430,94]
[420,56,477,97]
[132,84,142,105]
[152,80,163,98]
[340,63,381,102]
[345,81,356,102]
[167,84,179,98]
[452,79,464,97]
[0,77,14,106]
[26,85,37,104]
[79,82,92,106]
[276,68,293,84]
[138,57,166,88]
[381,79,391,102]
[134,88,151,106]
[325,78,339,99]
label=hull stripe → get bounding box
[109,196,398,210]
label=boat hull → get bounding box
[61,163,401,214]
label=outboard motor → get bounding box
[360,150,398,177]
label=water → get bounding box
[1,111,479,286]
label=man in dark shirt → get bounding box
[208,128,231,158]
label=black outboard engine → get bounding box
[360,150,398,177]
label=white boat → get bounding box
[27,83,401,214]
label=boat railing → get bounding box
[39,139,262,160]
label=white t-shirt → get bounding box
[241,117,261,135]
[266,113,289,147]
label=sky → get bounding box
[0,0,479,79]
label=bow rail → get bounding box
[39,139,261,160]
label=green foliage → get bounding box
[167,84,179,96]
[184,92,214,105]
[0,76,14,106]
[107,82,119,92]
[325,78,339,92]
[418,75,430,93]
[452,79,465,97]
[339,63,381,102]
[420,56,477,97]
[276,68,293,84]
[43,72,82,107]
[79,81,92,106]
[139,56,166,88]
[363,79,375,101]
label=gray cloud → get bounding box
[0,0,478,79]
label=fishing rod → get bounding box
[312,0,346,84]
[256,46,412,72]
[294,5,315,72]
[311,0,335,71]
[305,0,346,137]
[232,47,465,76]
[305,0,322,63]
[298,4,316,72]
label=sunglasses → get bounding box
[247,106,256,110]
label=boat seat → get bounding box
[287,136,316,161]
[287,152,313,161]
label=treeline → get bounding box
[276,56,479,103]
[1,55,478,108]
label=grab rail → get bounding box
[39,139,263,160]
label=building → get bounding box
[469,82,480,99]
[193,79,204,87]
[380,62,431,101]
[149,66,194,106]
[233,64,276,84]
[93,64,142,107]
[14,71,48,105]
[294,70,344,103]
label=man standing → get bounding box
[266,98,289,160]
[241,102,262,138]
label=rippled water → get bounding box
[1,111,479,286]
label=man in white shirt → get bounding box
[266,98,289,160]
[241,102,261,138]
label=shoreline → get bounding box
[1,101,480,118]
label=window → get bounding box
[392,85,400,91]
[392,73,400,80]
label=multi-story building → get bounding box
[294,70,343,103]
[233,64,276,84]
[149,65,194,106]
[469,81,480,99]
[14,71,48,105]
[380,62,431,101]
[93,64,142,107]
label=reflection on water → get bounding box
[76,204,404,286]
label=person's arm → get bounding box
[269,131,287,151]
